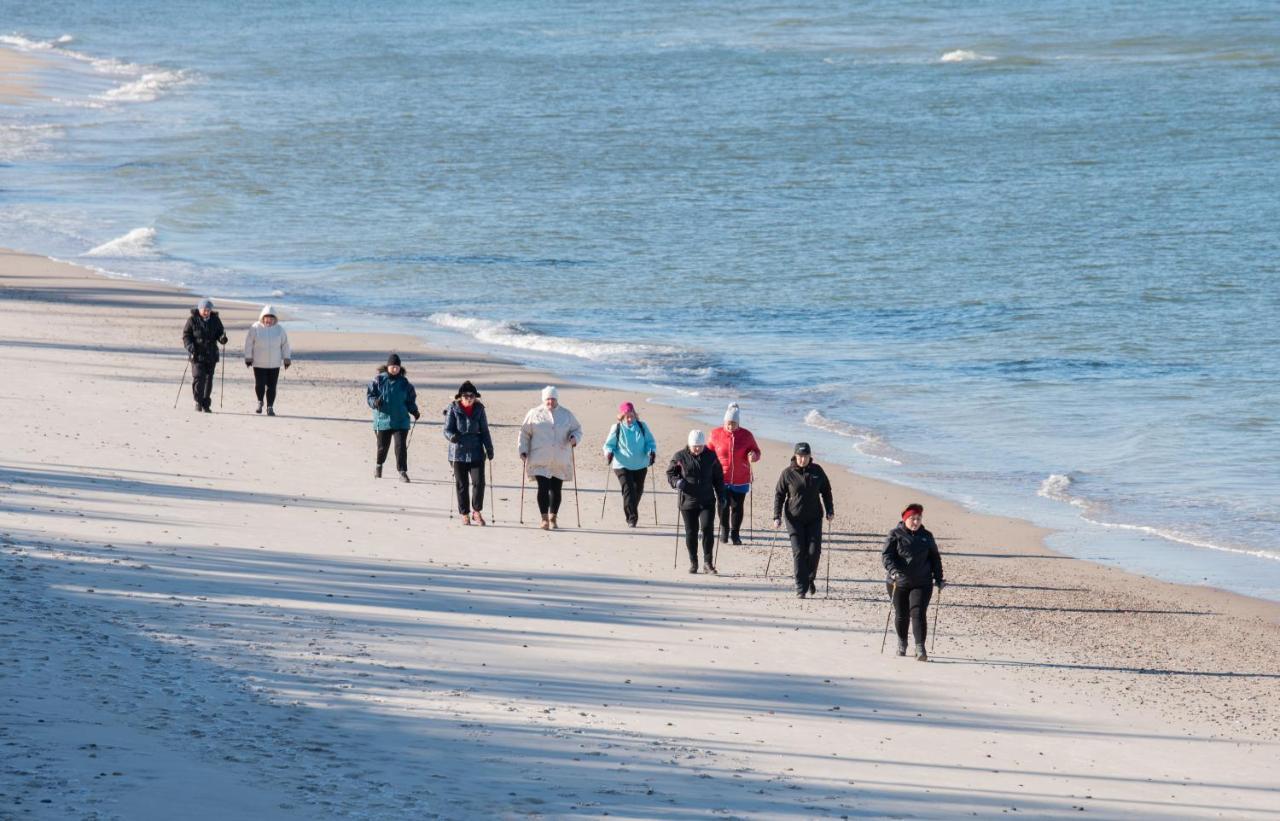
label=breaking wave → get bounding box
[83,227,160,258]
[1,32,190,104]
[803,409,903,465]
[939,49,997,63]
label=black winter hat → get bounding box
[455,380,481,399]
[794,442,811,456]
[386,353,402,367]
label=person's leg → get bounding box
[470,463,485,511]
[618,469,641,524]
[535,476,551,515]
[729,489,746,540]
[375,430,392,467]
[264,367,280,407]
[452,461,470,514]
[681,508,700,566]
[788,524,806,593]
[698,507,715,565]
[631,467,647,525]
[908,585,933,647]
[718,494,732,540]
[253,367,267,402]
[547,477,563,515]
[807,519,823,590]
[393,429,408,472]
[203,362,216,408]
[190,360,206,407]
[890,581,911,643]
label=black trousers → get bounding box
[888,581,934,646]
[375,429,408,472]
[453,460,485,514]
[191,359,216,408]
[681,506,716,565]
[614,467,647,525]
[535,475,563,515]
[253,366,280,405]
[719,488,747,539]
[788,517,823,592]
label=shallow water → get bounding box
[2,1,1277,599]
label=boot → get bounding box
[915,644,928,662]
[808,580,817,595]
[705,562,717,575]
[896,639,907,657]
[399,471,410,483]
[266,406,275,417]
[195,402,204,412]
[539,515,550,531]
[471,511,486,526]
[374,464,382,479]
[459,514,471,525]
[255,401,263,414]
[796,588,807,599]
[548,514,558,530]
[688,562,698,574]
[731,532,743,546]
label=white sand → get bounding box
[2,249,1277,819]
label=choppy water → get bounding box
[3,1,1278,599]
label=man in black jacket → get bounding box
[182,298,228,412]
[881,503,945,660]
[666,429,727,574]
[772,442,834,598]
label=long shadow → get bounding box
[935,655,1280,680]
[841,594,1215,617]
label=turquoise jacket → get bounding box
[603,419,658,471]
[366,368,419,431]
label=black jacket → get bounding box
[182,309,227,363]
[666,447,726,511]
[443,400,494,463]
[773,459,834,525]
[882,522,944,587]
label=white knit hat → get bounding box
[688,429,706,447]
[724,402,741,424]
[541,386,559,401]
[259,304,277,319]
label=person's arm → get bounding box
[603,424,618,457]
[518,411,533,458]
[644,424,658,465]
[480,407,494,459]
[182,317,196,357]
[566,411,583,446]
[280,327,292,367]
[366,376,381,410]
[773,470,787,523]
[882,532,907,580]
[820,468,834,519]
[443,405,459,442]
[712,458,727,508]
[665,453,684,490]
[405,382,420,420]
[243,326,256,366]
[745,431,761,462]
[930,535,945,587]
[214,316,228,345]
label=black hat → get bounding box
[455,380,480,399]
[386,353,402,367]
[794,442,811,456]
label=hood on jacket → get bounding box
[189,308,220,318]
[259,304,277,320]
[376,365,408,376]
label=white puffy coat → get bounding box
[243,319,291,369]
[518,404,583,481]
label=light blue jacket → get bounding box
[603,419,658,471]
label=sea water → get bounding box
[3,1,1277,600]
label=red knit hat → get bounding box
[901,503,924,520]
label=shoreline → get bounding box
[3,248,1279,816]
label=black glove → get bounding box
[283,358,291,369]
[486,450,494,461]
[936,579,946,590]
[676,479,687,492]
[245,360,253,368]
[604,453,613,466]
[648,452,656,466]
[218,335,228,345]
[412,410,421,421]
[449,434,460,443]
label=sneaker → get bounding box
[896,640,908,657]
[705,563,718,575]
[797,589,807,599]
[731,533,743,546]
[266,406,275,417]
[194,403,204,412]
[202,406,213,413]
[255,401,263,414]
[548,514,558,530]
[915,644,928,662]
[374,465,382,479]
[471,511,486,526]
[540,516,550,531]
[399,471,410,483]
[688,563,698,574]
[459,514,471,525]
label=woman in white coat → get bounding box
[243,305,292,415]
[518,386,583,529]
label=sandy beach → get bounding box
[2,248,1278,819]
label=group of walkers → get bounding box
[180,298,947,660]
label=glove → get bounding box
[245,360,253,368]
[648,452,656,466]
[773,517,782,529]
[412,410,421,421]
[283,358,291,369]
[486,450,494,461]
[676,479,687,492]
[604,453,613,466]
[568,437,578,447]
[449,434,460,443]
[374,398,383,410]
[218,335,228,345]
[520,452,528,461]
[936,579,946,590]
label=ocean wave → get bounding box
[803,409,903,465]
[0,123,64,162]
[99,68,189,102]
[0,34,75,51]
[1037,473,1091,510]
[939,49,997,63]
[83,227,160,258]
[1,32,190,104]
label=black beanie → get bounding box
[386,353,402,367]
[794,442,811,456]
[455,380,480,399]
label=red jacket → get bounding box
[707,426,761,486]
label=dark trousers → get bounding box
[375,429,408,472]
[191,359,216,408]
[614,467,647,525]
[681,506,716,565]
[453,460,485,514]
[253,367,280,405]
[788,517,823,592]
[888,581,934,646]
[535,475,563,515]
[719,488,747,539]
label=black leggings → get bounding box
[614,467,647,525]
[535,475,563,515]
[888,581,934,646]
[719,488,747,538]
[375,429,408,472]
[681,506,716,564]
[253,367,280,405]
[453,461,485,514]
[788,517,823,592]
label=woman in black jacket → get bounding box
[772,442,834,598]
[666,429,727,575]
[442,380,495,525]
[181,298,228,413]
[882,503,945,660]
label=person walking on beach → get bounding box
[444,380,494,525]
[242,304,291,416]
[366,353,420,482]
[602,401,658,527]
[772,442,834,598]
[667,430,727,574]
[518,386,582,529]
[882,503,945,661]
[181,298,227,413]
[707,402,761,545]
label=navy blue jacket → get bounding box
[443,400,494,463]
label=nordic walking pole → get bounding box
[219,342,226,408]
[487,458,496,523]
[673,500,682,569]
[519,458,527,524]
[571,446,582,528]
[172,359,190,408]
[824,546,831,597]
[599,466,610,521]
[748,482,754,544]
[880,582,897,654]
[651,468,659,525]
[931,585,943,654]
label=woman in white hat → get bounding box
[243,304,292,415]
[666,429,727,574]
[518,386,583,529]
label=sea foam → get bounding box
[1,32,190,104]
[940,49,997,63]
[83,227,160,258]
[803,409,903,465]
